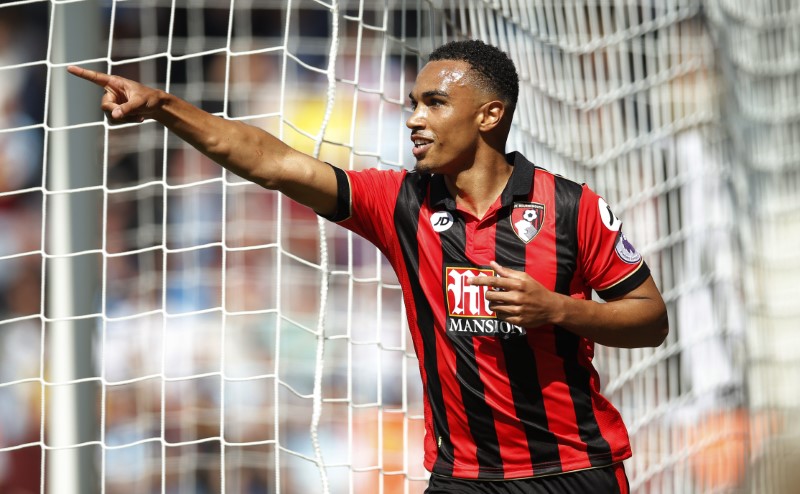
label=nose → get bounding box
[406,106,424,129]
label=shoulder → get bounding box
[343,166,410,193]
[347,166,409,180]
[324,166,410,223]
[541,167,585,190]
[531,165,587,204]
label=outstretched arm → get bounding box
[67,66,339,216]
[468,261,669,348]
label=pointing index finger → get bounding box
[67,66,112,87]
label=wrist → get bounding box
[549,292,569,327]
[153,90,179,123]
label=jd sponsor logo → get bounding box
[430,211,454,232]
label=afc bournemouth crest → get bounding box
[510,203,545,243]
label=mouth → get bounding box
[411,136,433,159]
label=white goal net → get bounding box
[0,1,798,493]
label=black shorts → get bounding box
[425,462,629,494]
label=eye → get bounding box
[409,100,417,111]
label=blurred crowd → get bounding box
[0,2,424,493]
[0,4,49,493]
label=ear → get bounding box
[478,100,505,132]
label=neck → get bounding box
[443,149,512,219]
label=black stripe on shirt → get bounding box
[494,204,564,475]
[438,208,504,477]
[394,172,454,475]
[553,176,613,466]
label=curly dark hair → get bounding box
[428,39,519,113]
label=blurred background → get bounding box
[0,0,798,493]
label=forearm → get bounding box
[153,91,294,188]
[476,263,669,348]
[69,65,339,213]
[550,285,669,348]
[143,90,337,216]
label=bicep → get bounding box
[273,151,340,217]
[607,276,668,330]
[601,276,669,347]
[607,276,664,306]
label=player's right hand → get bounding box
[67,66,163,124]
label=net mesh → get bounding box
[0,1,798,493]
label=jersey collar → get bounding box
[500,151,536,207]
[429,151,536,211]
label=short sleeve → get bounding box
[318,165,405,253]
[577,186,650,300]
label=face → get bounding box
[406,60,487,173]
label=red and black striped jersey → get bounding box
[325,152,650,480]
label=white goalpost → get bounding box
[0,1,798,493]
